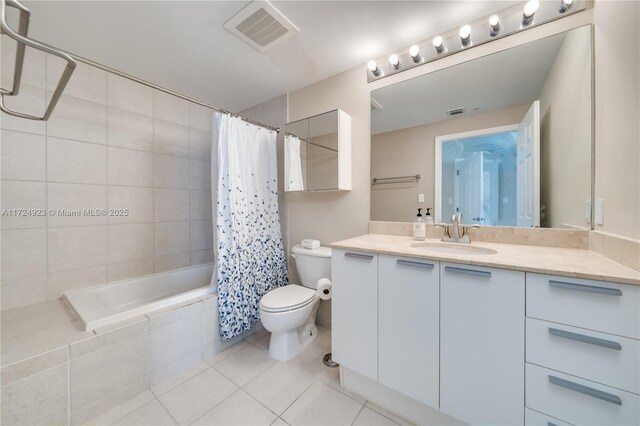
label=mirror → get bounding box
[370,25,593,228]
[284,109,352,192]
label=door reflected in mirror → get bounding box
[371,25,593,229]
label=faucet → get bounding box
[435,213,480,244]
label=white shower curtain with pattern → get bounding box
[214,113,288,340]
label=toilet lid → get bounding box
[260,285,316,312]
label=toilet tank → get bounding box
[291,244,332,289]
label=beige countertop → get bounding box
[331,234,640,286]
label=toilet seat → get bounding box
[260,285,317,313]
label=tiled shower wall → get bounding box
[1,44,215,310]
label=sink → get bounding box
[410,242,497,255]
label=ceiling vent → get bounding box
[224,0,299,52]
[446,107,465,116]
[371,97,383,112]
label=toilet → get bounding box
[259,244,331,361]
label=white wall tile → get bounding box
[70,333,149,412]
[189,128,213,160]
[154,253,191,273]
[0,180,46,229]
[107,258,154,282]
[191,249,214,266]
[154,120,189,158]
[154,189,189,222]
[48,59,107,104]
[154,221,190,256]
[48,225,107,273]
[191,220,213,251]
[1,228,46,280]
[1,130,46,181]
[107,74,153,117]
[47,94,107,144]
[190,190,212,221]
[108,146,153,187]
[190,159,212,190]
[47,183,107,227]
[189,103,214,132]
[154,90,189,125]
[107,108,154,152]
[1,275,46,310]
[1,363,68,425]
[149,312,202,385]
[46,265,107,300]
[107,186,153,224]
[108,223,154,263]
[0,85,46,134]
[154,154,189,189]
[147,300,203,330]
[48,137,107,184]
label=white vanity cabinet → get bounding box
[331,249,378,380]
[378,255,439,407]
[440,262,525,425]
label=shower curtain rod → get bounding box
[64,52,281,133]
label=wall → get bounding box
[539,26,592,229]
[286,68,371,327]
[594,0,640,240]
[371,104,528,222]
[1,47,215,311]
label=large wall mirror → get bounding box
[370,25,593,229]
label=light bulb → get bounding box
[489,15,500,35]
[560,0,573,13]
[433,35,444,54]
[523,0,540,19]
[389,54,400,69]
[367,60,381,77]
[459,25,471,40]
[409,45,420,58]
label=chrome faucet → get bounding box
[435,213,480,244]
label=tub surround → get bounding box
[331,232,640,286]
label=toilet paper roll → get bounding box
[316,278,332,300]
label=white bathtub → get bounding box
[63,265,216,330]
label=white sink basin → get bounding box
[410,242,497,256]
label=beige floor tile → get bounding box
[157,368,237,425]
[82,390,155,425]
[249,334,271,351]
[281,382,363,426]
[315,327,331,349]
[365,403,412,426]
[214,344,275,386]
[270,418,290,426]
[205,340,250,366]
[112,400,176,425]
[353,406,400,425]
[151,361,209,397]
[315,367,366,404]
[192,390,277,425]
[245,328,269,344]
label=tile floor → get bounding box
[85,327,410,426]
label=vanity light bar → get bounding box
[366,0,585,82]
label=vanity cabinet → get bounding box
[378,255,439,407]
[331,249,378,380]
[439,263,525,425]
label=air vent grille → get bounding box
[225,1,299,52]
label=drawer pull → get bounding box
[397,259,434,269]
[549,327,622,351]
[344,252,374,260]
[549,280,622,296]
[548,375,622,406]
[444,265,491,278]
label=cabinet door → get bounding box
[331,249,378,380]
[440,263,525,425]
[379,255,439,407]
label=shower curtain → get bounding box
[214,113,288,339]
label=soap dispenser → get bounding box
[425,208,434,224]
[413,208,426,241]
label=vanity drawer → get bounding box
[526,318,640,394]
[526,273,640,339]
[526,363,640,426]
[525,408,573,426]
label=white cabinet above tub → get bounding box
[440,263,525,425]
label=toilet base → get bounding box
[268,326,317,361]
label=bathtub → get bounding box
[63,265,216,330]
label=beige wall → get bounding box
[371,104,528,222]
[1,53,215,310]
[286,68,371,326]
[594,0,640,239]
[539,26,592,229]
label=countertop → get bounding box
[330,234,640,286]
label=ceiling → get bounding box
[371,30,566,135]
[21,1,516,112]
